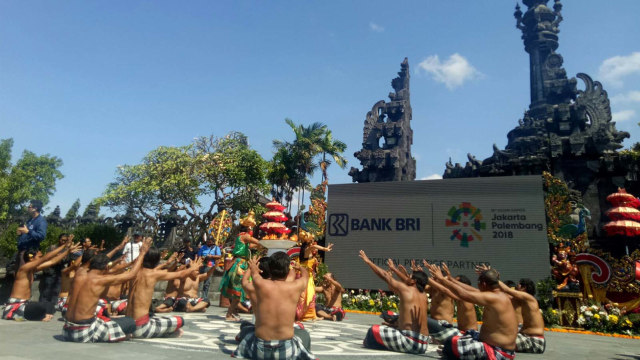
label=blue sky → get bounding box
[1,0,639,216]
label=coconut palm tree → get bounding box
[318,129,347,184]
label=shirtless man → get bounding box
[63,239,151,343]
[232,252,315,360]
[427,263,518,360]
[3,241,80,321]
[314,273,345,321]
[360,251,430,355]
[126,247,201,338]
[174,261,214,313]
[154,257,186,313]
[499,278,545,353]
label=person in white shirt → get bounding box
[122,234,143,263]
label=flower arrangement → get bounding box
[341,289,400,313]
[576,303,639,335]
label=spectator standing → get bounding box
[122,233,143,263]
[17,200,48,252]
[197,235,221,299]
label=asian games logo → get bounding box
[445,202,486,248]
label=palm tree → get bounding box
[318,130,347,184]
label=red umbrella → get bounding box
[262,211,288,222]
[606,207,640,221]
[259,222,291,234]
[265,200,286,212]
[603,220,640,237]
[606,189,640,208]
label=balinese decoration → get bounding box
[207,209,232,246]
[259,200,292,240]
[604,189,640,237]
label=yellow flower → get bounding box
[593,314,600,320]
[552,310,558,315]
[392,303,397,309]
[368,299,375,306]
[351,298,356,303]
[609,315,619,324]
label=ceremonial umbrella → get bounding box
[259,222,291,234]
[606,207,640,222]
[262,211,288,222]
[265,200,286,212]
[606,189,640,208]
[603,220,640,237]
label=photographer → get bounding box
[17,200,48,252]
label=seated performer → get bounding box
[126,248,201,338]
[427,263,518,360]
[56,252,82,315]
[360,251,430,355]
[174,260,215,313]
[499,278,545,354]
[154,255,185,313]
[63,239,151,343]
[3,241,80,321]
[314,272,345,321]
[232,252,315,360]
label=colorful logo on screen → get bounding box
[445,202,486,247]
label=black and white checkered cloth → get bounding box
[429,318,463,343]
[515,332,545,353]
[62,317,127,343]
[448,329,515,360]
[133,314,183,338]
[232,330,316,360]
[55,297,67,313]
[110,299,128,315]
[2,298,27,320]
[364,324,430,355]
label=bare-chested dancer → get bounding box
[232,252,315,360]
[499,278,545,353]
[63,239,151,342]
[126,248,201,338]
[3,241,80,321]
[154,254,186,313]
[174,261,215,313]
[360,251,430,355]
[427,263,518,360]
[421,261,478,343]
[314,272,345,321]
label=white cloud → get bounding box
[369,22,384,33]
[611,90,640,104]
[612,109,636,122]
[598,52,640,88]
[420,174,443,180]
[418,53,483,90]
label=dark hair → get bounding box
[478,269,500,288]
[456,274,472,286]
[519,278,536,296]
[258,257,271,279]
[81,249,97,264]
[58,233,69,240]
[143,247,160,269]
[89,254,110,270]
[30,200,43,212]
[23,248,39,263]
[504,280,516,288]
[269,252,290,280]
[411,271,429,292]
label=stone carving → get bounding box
[349,58,416,182]
[443,0,638,239]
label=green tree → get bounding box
[64,199,81,224]
[318,129,347,183]
[0,138,63,223]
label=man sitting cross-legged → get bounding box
[314,272,346,321]
[359,251,430,355]
[425,262,518,360]
[232,252,316,360]
[63,238,152,343]
[499,278,546,354]
[126,248,202,338]
[153,253,185,313]
[3,241,81,321]
[173,259,214,313]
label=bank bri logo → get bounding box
[445,202,486,247]
[328,213,349,236]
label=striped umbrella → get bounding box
[606,206,640,221]
[603,220,640,237]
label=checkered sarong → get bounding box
[62,317,127,343]
[56,297,67,313]
[449,329,515,360]
[133,313,183,338]
[2,298,27,320]
[110,299,128,315]
[429,318,462,343]
[232,331,316,360]
[364,324,430,354]
[515,332,545,353]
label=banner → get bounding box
[325,175,549,290]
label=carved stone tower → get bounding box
[349,58,416,183]
[443,0,637,239]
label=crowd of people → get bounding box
[2,201,547,359]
